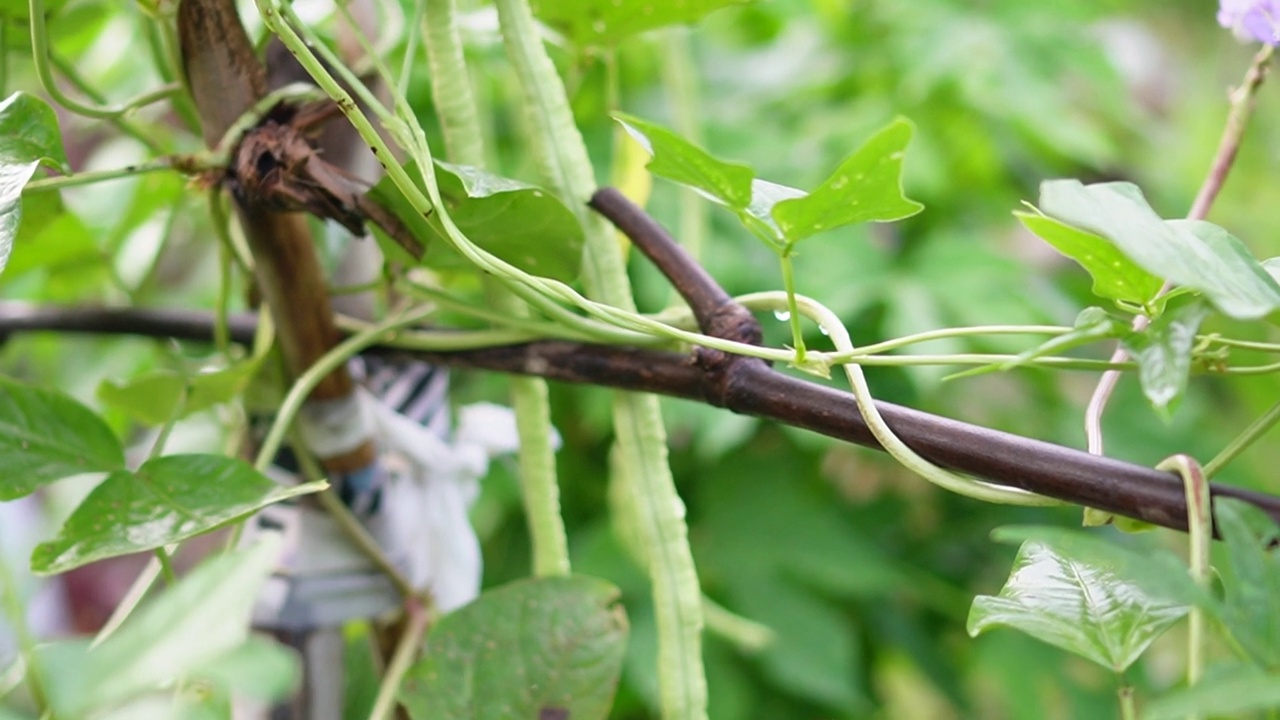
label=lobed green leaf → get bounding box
[771,118,924,247]
[1016,210,1162,305]
[1038,181,1280,319]
[615,113,755,210]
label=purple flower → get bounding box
[1219,0,1280,44]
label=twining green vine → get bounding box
[421,0,569,579]
[749,291,1060,506]
[491,0,708,715]
[252,305,435,474]
[239,8,1280,719]
[27,0,181,119]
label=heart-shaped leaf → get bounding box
[31,455,323,574]
[1016,210,1163,305]
[968,539,1190,672]
[368,161,584,281]
[988,526,1214,612]
[0,375,124,501]
[400,576,628,720]
[1038,180,1280,319]
[618,115,922,252]
[771,118,923,247]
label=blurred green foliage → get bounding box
[4,0,1280,718]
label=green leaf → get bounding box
[615,113,755,209]
[1121,298,1208,419]
[0,375,124,501]
[1016,210,1162,305]
[190,636,298,702]
[1142,668,1280,720]
[3,199,94,277]
[1038,181,1280,319]
[31,454,323,574]
[987,526,1213,613]
[400,576,628,720]
[1214,498,1280,669]
[771,118,924,247]
[97,359,262,426]
[531,0,749,46]
[1,163,39,276]
[0,92,69,170]
[367,161,584,281]
[0,92,68,278]
[40,537,282,716]
[741,178,807,248]
[968,539,1189,672]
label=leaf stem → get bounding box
[368,600,430,720]
[28,0,181,119]
[22,159,184,193]
[147,383,189,460]
[399,0,428,101]
[1119,684,1137,720]
[154,545,178,586]
[1203,397,1280,478]
[778,252,808,362]
[46,51,167,153]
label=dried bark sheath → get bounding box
[177,0,372,470]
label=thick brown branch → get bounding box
[4,302,1278,533]
[179,0,370,470]
[589,188,735,335]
